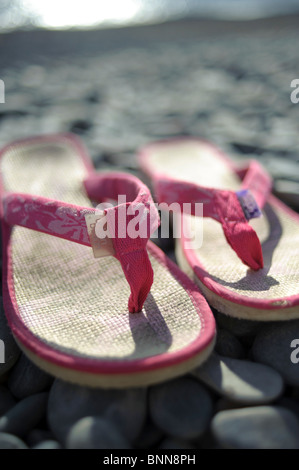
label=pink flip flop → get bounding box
[138,137,299,321]
[0,133,215,388]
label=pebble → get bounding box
[149,377,213,440]
[212,406,299,449]
[252,321,299,386]
[215,329,245,359]
[0,385,16,416]
[0,299,20,376]
[0,393,48,438]
[66,417,131,449]
[192,353,284,404]
[8,354,53,399]
[48,380,147,444]
[32,440,62,450]
[0,432,28,449]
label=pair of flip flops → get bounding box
[1,134,298,388]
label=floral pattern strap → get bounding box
[3,192,92,245]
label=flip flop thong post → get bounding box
[138,137,299,321]
[0,134,216,388]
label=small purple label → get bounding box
[236,189,262,220]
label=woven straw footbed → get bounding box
[1,140,203,362]
[147,141,299,301]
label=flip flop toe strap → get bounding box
[214,190,264,270]
[155,160,272,271]
[84,172,160,313]
[3,172,160,313]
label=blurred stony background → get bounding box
[0,16,299,449]
[1,17,299,208]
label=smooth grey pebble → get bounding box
[192,353,284,404]
[0,432,28,449]
[32,440,62,449]
[0,392,48,438]
[149,377,213,440]
[212,406,299,449]
[48,379,147,444]
[66,417,130,449]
